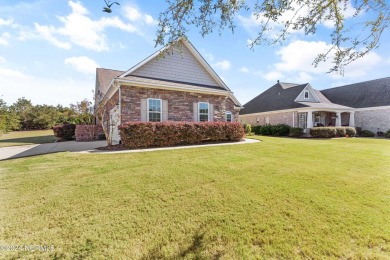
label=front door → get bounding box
[109,106,120,145]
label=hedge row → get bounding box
[119,122,245,148]
[251,124,291,136]
[53,124,76,141]
[385,130,390,138]
[310,127,357,138]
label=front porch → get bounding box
[297,110,355,131]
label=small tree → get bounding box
[94,92,120,146]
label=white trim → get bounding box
[147,98,162,122]
[294,84,321,103]
[304,90,309,99]
[198,102,209,122]
[353,105,390,111]
[225,111,232,122]
[118,86,121,126]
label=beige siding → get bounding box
[131,45,220,87]
[240,111,295,126]
[355,108,390,132]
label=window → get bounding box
[225,111,232,122]
[304,90,309,99]
[198,102,209,122]
[298,112,307,129]
[148,98,161,122]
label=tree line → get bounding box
[0,97,94,133]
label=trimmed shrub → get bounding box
[243,123,252,134]
[271,124,291,136]
[360,130,375,137]
[335,127,346,137]
[259,124,273,135]
[119,122,245,148]
[289,127,304,137]
[310,127,337,138]
[345,127,357,137]
[385,130,390,138]
[53,124,76,141]
[355,127,362,136]
[252,125,261,135]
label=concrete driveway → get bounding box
[0,141,106,161]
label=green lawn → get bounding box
[0,130,56,148]
[0,137,389,259]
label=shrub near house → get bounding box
[119,122,244,149]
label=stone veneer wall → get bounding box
[240,111,296,126]
[355,108,390,132]
[120,86,239,123]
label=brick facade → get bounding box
[355,108,390,132]
[75,125,104,141]
[240,111,295,126]
[120,86,239,123]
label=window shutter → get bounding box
[141,99,147,122]
[193,103,198,122]
[162,100,168,121]
[209,104,214,122]
[231,113,234,122]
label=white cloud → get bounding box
[65,56,99,75]
[239,1,360,39]
[124,6,156,25]
[239,67,249,73]
[0,56,5,63]
[214,60,231,70]
[34,1,152,51]
[124,6,142,21]
[144,14,155,25]
[0,62,92,106]
[262,71,283,81]
[34,23,72,49]
[0,18,13,26]
[0,32,10,46]
[261,40,382,83]
[200,49,214,62]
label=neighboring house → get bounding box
[240,78,390,133]
[95,38,242,144]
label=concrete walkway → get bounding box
[80,138,260,155]
[0,139,259,160]
[0,141,106,161]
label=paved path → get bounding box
[0,141,106,161]
[80,138,260,155]
[0,139,260,160]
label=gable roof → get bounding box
[240,82,309,115]
[320,77,390,108]
[96,68,124,96]
[119,37,230,91]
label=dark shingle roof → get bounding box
[320,77,390,108]
[240,83,308,115]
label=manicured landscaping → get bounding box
[0,136,389,258]
[0,130,56,148]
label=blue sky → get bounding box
[0,0,389,106]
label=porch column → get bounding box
[307,111,313,128]
[349,111,355,127]
[335,112,341,126]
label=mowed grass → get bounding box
[0,137,389,259]
[0,130,56,148]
